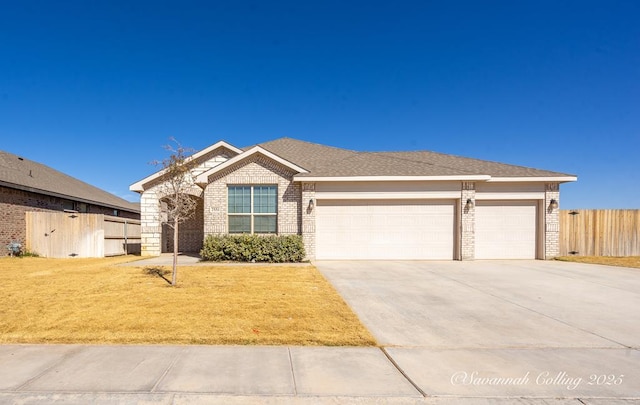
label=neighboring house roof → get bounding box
[251,137,576,181]
[0,150,140,213]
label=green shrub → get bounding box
[200,234,306,263]
[19,249,40,258]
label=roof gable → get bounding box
[130,141,242,192]
[195,146,308,185]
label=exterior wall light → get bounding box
[308,198,315,211]
[465,198,474,210]
[548,199,559,211]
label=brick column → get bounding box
[544,183,560,259]
[460,182,476,260]
[301,182,316,261]
[203,183,225,236]
[140,190,162,256]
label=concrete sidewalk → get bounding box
[1,344,635,405]
[1,344,420,404]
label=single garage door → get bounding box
[315,199,455,260]
[475,200,538,259]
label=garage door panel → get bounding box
[475,201,538,259]
[316,199,455,260]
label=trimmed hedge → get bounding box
[200,234,306,263]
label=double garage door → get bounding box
[316,200,456,260]
[315,199,539,260]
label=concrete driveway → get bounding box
[316,260,640,399]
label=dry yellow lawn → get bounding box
[0,256,376,346]
[555,256,640,269]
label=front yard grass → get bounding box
[0,256,376,346]
[555,256,640,269]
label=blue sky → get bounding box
[1,1,638,208]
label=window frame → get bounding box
[227,185,278,234]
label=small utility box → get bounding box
[7,242,21,256]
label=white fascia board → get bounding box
[129,141,242,192]
[196,146,309,185]
[130,180,151,193]
[293,175,491,182]
[130,181,150,193]
[191,141,243,159]
[487,176,578,183]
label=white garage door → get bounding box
[475,200,538,259]
[315,199,455,260]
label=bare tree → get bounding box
[152,138,198,286]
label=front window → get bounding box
[228,185,277,234]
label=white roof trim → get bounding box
[195,146,309,185]
[487,176,577,183]
[130,141,242,192]
[293,175,492,182]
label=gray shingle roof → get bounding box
[251,137,574,178]
[251,137,358,173]
[0,150,140,213]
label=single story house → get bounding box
[130,137,576,260]
[0,150,140,256]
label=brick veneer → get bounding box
[544,182,560,259]
[139,188,162,256]
[203,155,301,236]
[164,197,205,253]
[139,154,307,258]
[139,178,207,255]
[136,154,565,261]
[301,182,316,260]
[0,185,138,257]
[460,182,475,260]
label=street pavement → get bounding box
[1,258,639,404]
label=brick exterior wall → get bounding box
[203,155,301,237]
[140,189,162,256]
[0,185,139,257]
[138,150,233,256]
[301,182,316,260]
[164,197,204,253]
[139,187,207,255]
[135,151,565,261]
[140,155,303,256]
[544,182,560,259]
[460,182,475,260]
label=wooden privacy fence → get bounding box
[26,212,141,258]
[560,209,640,256]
